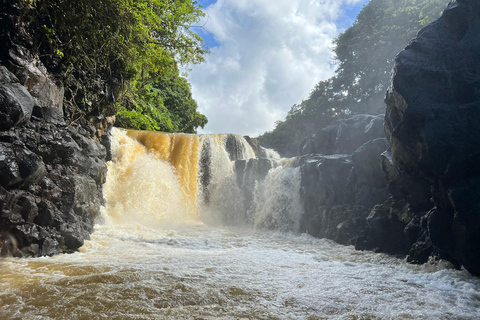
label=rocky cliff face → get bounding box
[276,0,480,276]
[295,114,389,246]
[0,5,113,257]
[373,0,480,275]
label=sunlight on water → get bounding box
[1,128,480,319]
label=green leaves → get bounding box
[333,0,447,114]
[116,56,207,133]
[24,0,208,133]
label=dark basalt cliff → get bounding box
[0,3,114,256]
[374,0,480,275]
[285,0,480,276]
[296,115,389,245]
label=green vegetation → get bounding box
[22,0,208,133]
[259,0,448,155]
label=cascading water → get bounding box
[1,127,480,320]
[101,128,286,229]
[252,165,304,232]
[101,129,199,226]
[196,134,255,225]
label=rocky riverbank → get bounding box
[0,3,114,257]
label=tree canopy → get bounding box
[259,0,448,155]
[21,0,208,133]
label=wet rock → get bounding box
[294,114,391,246]
[8,44,64,110]
[243,136,261,156]
[31,105,65,125]
[346,139,390,209]
[382,0,480,275]
[0,64,110,257]
[0,82,35,130]
[0,143,22,187]
[0,65,19,84]
[359,199,413,254]
[304,205,369,246]
[0,5,117,257]
[0,142,46,188]
[298,154,352,207]
[298,154,355,239]
[300,114,385,156]
[300,136,316,155]
[351,139,388,187]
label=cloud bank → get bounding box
[190,0,365,136]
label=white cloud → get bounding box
[190,0,364,136]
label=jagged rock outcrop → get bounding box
[300,114,384,156]
[295,113,389,247]
[367,0,480,275]
[0,63,109,257]
[0,6,114,257]
[296,137,389,245]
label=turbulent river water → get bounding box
[1,128,480,320]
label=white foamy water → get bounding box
[1,224,480,320]
[1,128,480,319]
[253,166,304,232]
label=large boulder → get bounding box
[382,0,480,275]
[0,66,35,130]
[8,45,65,111]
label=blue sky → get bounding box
[190,0,370,136]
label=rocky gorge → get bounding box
[1,0,480,279]
[274,0,480,276]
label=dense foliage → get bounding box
[259,0,448,155]
[19,0,208,132]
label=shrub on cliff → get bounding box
[8,0,208,132]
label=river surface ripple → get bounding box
[1,224,480,320]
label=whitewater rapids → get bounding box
[1,224,480,319]
[1,128,479,319]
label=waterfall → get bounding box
[101,129,195,227]
[196,134,247,225]
[102,128,303,231]
[252,165,304,232]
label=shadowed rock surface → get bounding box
[367,0,480,275]
[300,114,385,156]
[0,4,114,257]
[273,0,480,276]
[296,138,389,246]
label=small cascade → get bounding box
[252,165,304,232]
[103,128,303,232]
[196,134,258,225]
[196,134,243,224]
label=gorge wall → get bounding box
[379,0,480,275]
[0,3,114,257]
[292,0,480,276]
[1,0,479,278]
